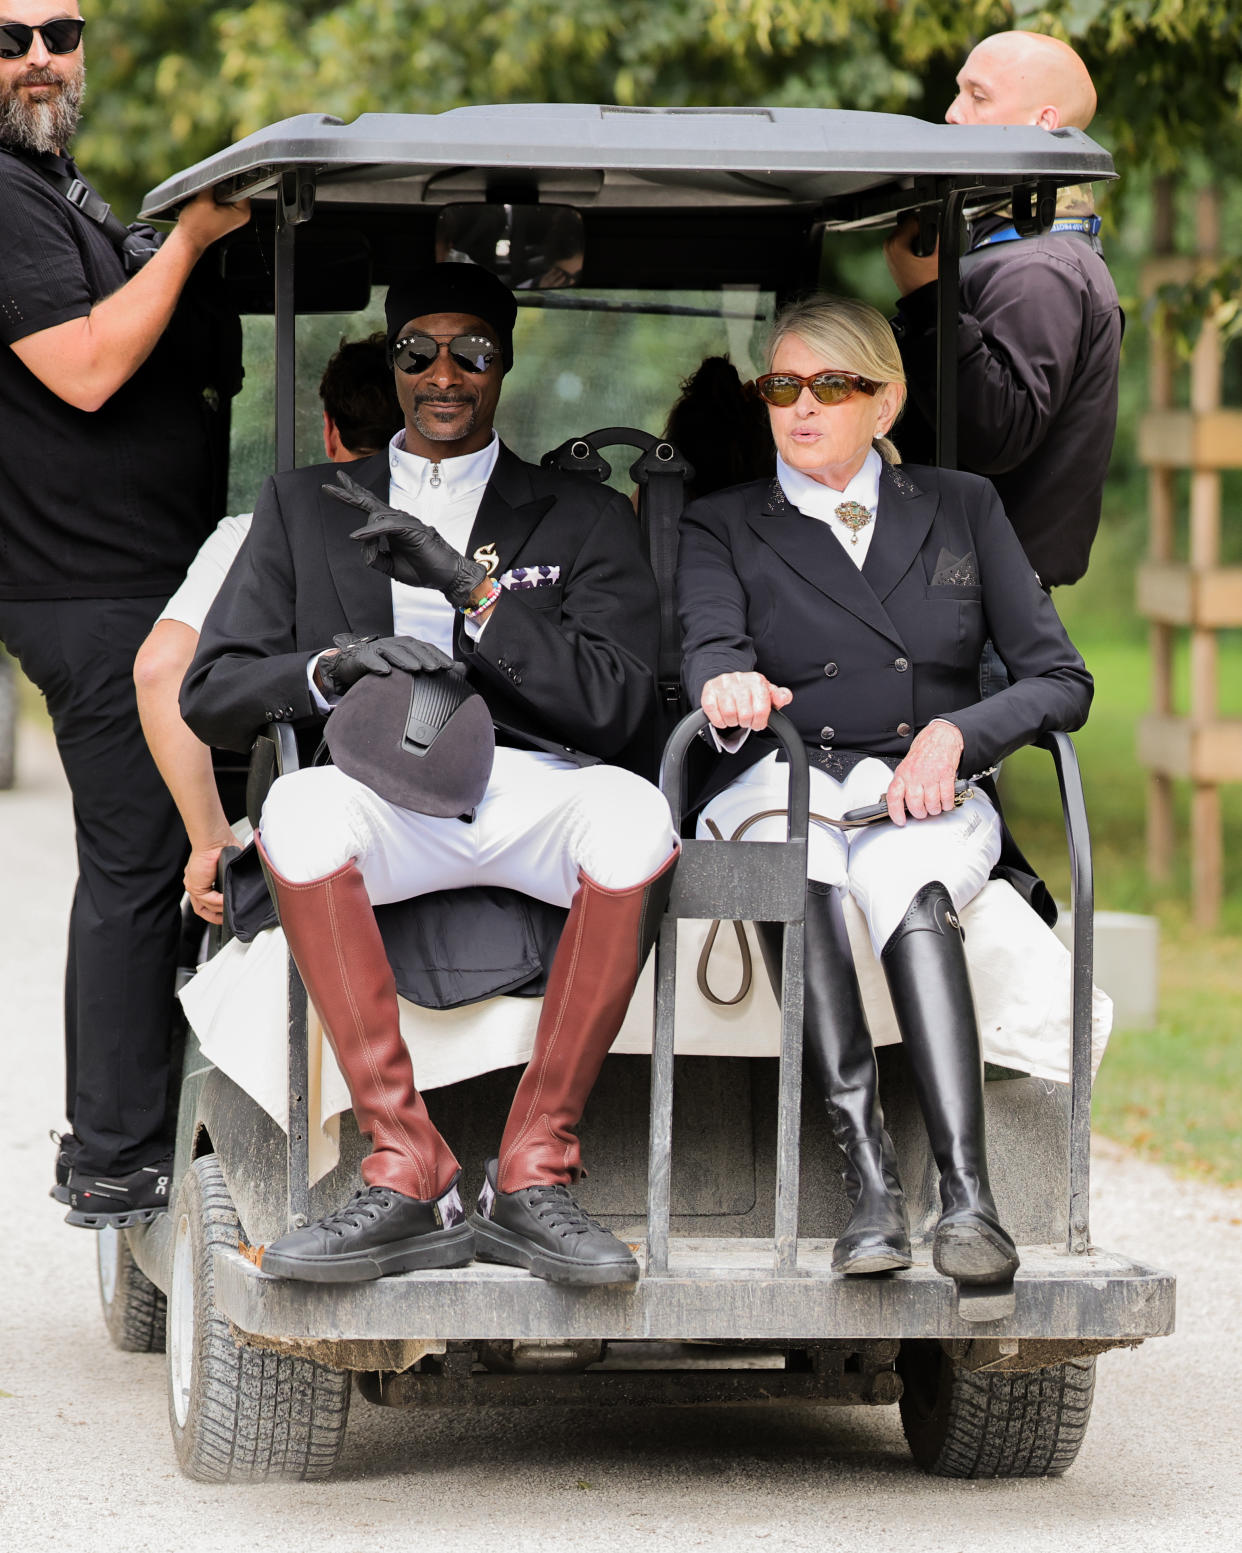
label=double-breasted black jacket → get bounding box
[182,442,658,765]
[179,442,659,1011]
[677,460,1093,870]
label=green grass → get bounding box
[1001,624,1242,1185]
[1089,927,1242,1184]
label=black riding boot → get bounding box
[756,882,911,1275]
[880,882,1020,1286]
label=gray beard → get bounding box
[0,65,85,156]
[412,397,479,443]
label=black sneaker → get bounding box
[65,1155,173,1229]
[259,1176,476,1284]
[50,1129,80,1205]
[471,1158,639,1287]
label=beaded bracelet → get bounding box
[460,578,501,619]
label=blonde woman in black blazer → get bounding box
[677,295,1092,1291]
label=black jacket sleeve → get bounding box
[943,478,1093,772]
[180,476,323,753]
[676,492,760,707]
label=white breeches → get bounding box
[699,751,1002,955]
[260,747,676,907]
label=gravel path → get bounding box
[1,725,1239,1551]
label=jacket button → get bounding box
[824,662,838,678]
[897,722,912,737]
[894,657,909,672]
[820,726,835,742]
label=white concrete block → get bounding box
[1053,908,1160,1030]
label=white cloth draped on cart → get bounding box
[178,874,1112,1186]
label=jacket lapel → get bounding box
[319,452,396,636]
[744,477,906,649]
[861,462,940,603]
[462,444,556,580]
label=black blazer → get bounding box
[678,460,1093,813]
[182,443,658,763]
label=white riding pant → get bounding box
[699,751,1002,955]
[260,747,676,907]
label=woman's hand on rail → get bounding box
[700,672,792,733]
[885,719,964,826]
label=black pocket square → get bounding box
[931,547,979,586]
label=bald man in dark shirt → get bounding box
[884,31,1122,593]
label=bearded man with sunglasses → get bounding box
[0,5,249,1227]
[182,263,678,1288]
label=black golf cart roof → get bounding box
[141,103,1114,222]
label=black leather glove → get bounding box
[315,633,454,699]
[324,469,488,609]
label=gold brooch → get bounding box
[472,542,499,576]
[834,501,874,545]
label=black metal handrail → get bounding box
[1034,731,1095,1254]
[652,709,810,1275]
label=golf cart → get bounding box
[96,104,1172,1482]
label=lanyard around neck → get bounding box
[971,216,1102,251]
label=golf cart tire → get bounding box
[166,1154,351,1483]
[97,1225,167,1353]
[897,1340,1096,1478]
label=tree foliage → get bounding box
[74,0,1241,214]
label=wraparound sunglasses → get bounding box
[755,370,880,407]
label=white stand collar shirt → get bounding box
[776,446,883,569]
[385,429,501,654]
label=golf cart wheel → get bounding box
[166,1154,351,1482]
[97,1225,167,1353]
[897,1340,1096,1478]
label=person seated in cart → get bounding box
[677,294,1092,1292]
[182,262,678,1289]
[134,333,403,924]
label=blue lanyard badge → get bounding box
[972,216,1102,250]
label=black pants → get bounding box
[0,596,187,1173]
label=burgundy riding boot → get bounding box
[472,849,678,1284]
[256,840,472,1281]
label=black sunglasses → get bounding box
[0,18,86,60]
[755,370,880,408]
[391,332,500,376]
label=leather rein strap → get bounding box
[695,806,843,1007]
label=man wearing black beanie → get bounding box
[183,262,677,1289]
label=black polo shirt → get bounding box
[0,147,220,600]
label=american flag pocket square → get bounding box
[499,565,560,590]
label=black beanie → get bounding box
[385,262,518,370]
